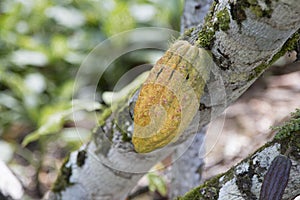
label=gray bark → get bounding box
[49,0,300,199]
[168,0,214,197]
[169,127,206,199]
[179,114,300,200]
[181,0,214,32]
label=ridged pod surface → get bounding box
[259,155,292,200]
[133,40,214,153]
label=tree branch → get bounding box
[179,109,300,200]
[49,0,300,199]
[181,0,214,32]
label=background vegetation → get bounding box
[2,1,299,199]
[0,0,182,198]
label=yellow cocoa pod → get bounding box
[133,40,213,153]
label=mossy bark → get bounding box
[179,109,300,200]
[49,0,300,199]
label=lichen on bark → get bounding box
[248,31,300,81]
[49,0,300,198]
[194,1,231,48]
[229,0,273,29]
[196,1,217,48]
[51,155,73,194]
[178,109,300,200]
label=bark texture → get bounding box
[49,0,300,199]
[181,0,213,32]
[169,128,206,199]
[179,109,300,200]
[168,0,213,197]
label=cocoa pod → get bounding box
[132,40,214,153]
[259,155,292,200]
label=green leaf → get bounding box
[102,71,149,105]
[147,172,167,196]
[72,99,102,112]
[22,107,69,146]
[50,35,69,59]
[0,70,30,100]
[0,93,22,111]
[22,100,102,146]
[102,2,135,37]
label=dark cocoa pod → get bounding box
[259,155,292,200]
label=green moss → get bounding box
[52,154,73,193]
[183,27,195,37]
[272,109,300,140]
[216,9,231,31]
[249,5,265,18]
[196,1,217,48]
[270,32,300,64]
[271,109,300,159]
[76,150,87,167]
[196,0,276,48]
[229,1,248,28]
[113,118,131,142]
[98,107,112,126]
[293,130,300,149]
[111,104,133,142]
[194,0,276,47]
[196,2,231,48]
[249,0,273,18]
[179,108,300,199]
[197,27,216,48]
[178,156,252,200]
[248,32,300,81]
[229,72,248,82]
[197,2,230,47]
[229,0,273,29]
[178,172,230,200]
[197,28,215,48]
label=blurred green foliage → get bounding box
[0,0,183,198]
[147,172,167,197]
[0,0,183,154]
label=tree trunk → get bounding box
[48,0,300,199]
